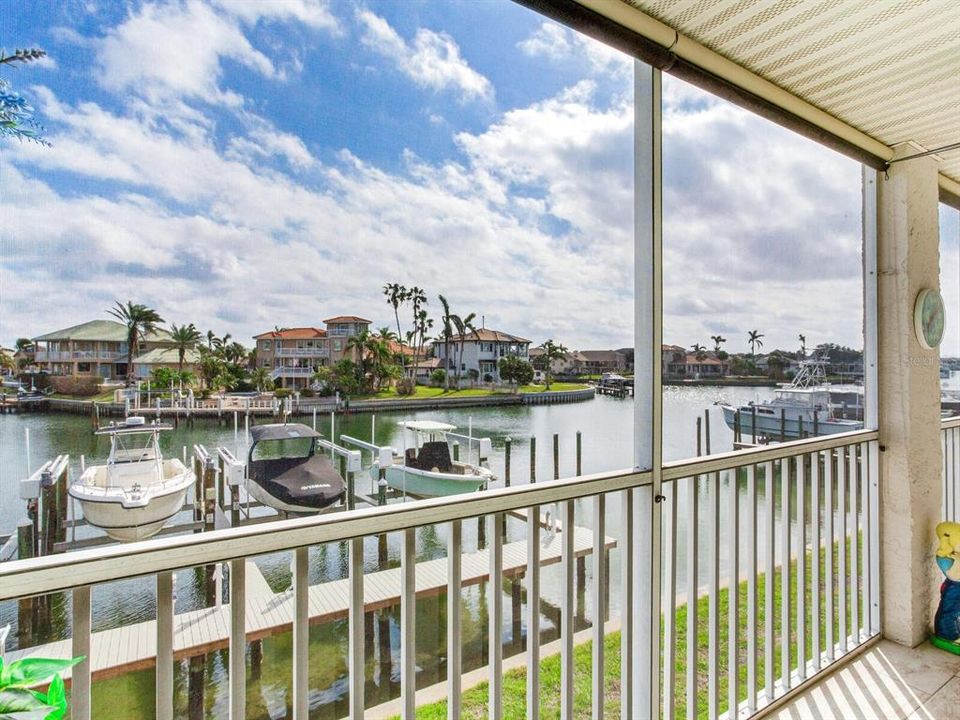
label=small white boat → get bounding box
[386,421,494,497]
[69,417,194,542]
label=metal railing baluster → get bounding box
[155,573,173,720]
[708,472,719,718]
[560,501,575,720]
[592,493,606,720]
[73,585,92,720]
[401,528,416,720]
[293,547,309,720]
[447,520,462,720]
[663,481,677,720]
[488,513,504,720]
[746,464,758,714]
[727,468,739,718]
[348,537,364,719]
[229,558,246,720]
[528,503,541,720]
[685,474,699,720]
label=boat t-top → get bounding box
[246,423,345,514]
[386,420,495,497]
[68,416,194,542]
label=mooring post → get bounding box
[529,436,536,483]
[377,474,387,506]
[217,453,226,511]
[780,408,786,442]
[704,409,711,455]
[250,639,263,680]
[188,655,204,720]
[696,416,702,457]
[576,555,586,626]
[813,410,819,436]
[734,410,741,445]
[504,437,511,486]
[552,433,559,480]
[752,405,758,443]
[203,459,217,606]
[40,469,56,556]
[192,454,203,530]
[55,461,68,544]
[798,415,805,439]
[511,573,523,649]
[17,519,35,646]
[576,431,582,476]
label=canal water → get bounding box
[1,385,780,718]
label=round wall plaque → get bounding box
[914,287,945,350]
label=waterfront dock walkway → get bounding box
[6,522,615,681]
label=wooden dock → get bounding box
[6,523,615,681]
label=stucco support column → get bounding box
[876,145,943,646]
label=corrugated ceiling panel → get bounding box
[622,0,960,184]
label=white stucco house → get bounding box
[434,328,531,383]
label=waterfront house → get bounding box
[528,347,587,376]
[578,349,627,374]
[254,317,371,389]
[435,328,530,383]
[661,344,687,378]
[2,4,958,720]
[131,347,202,381]
[32,320,173,380]
[667,353,730,378]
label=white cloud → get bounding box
[213,0,339,31]
[518,20,630,77]
[96,1,277,105]
[356,9,493,103]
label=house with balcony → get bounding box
[32,320,173,379]
[667,353,730,378]
[2,4,959,720]
[253,327,330,389]
[435,328,531,383]
[254,317,372,389]
[130,347,202,381]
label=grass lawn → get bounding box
[45,390,117,402]
[391,537,860,719]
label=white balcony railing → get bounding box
[0,428,897,720]
[270,366,315,379]
[275,347,329,358]
[943,415,959,522]
[34,351,123,362]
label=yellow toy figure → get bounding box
[932,521,960,655]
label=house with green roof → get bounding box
[33,320,173,380]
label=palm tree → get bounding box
[413,310,433,380]
[108,301,164,382]
[250,367,273,392]
[538,339,569,390]
[438,295,454,390]
[798,334,807,360]
[692,343,707,362]
[453,312,476,387]
[710,335,726,353]
[169,323,201,374]
[406,287,427,378]
[383,283,408,366]
[346,329,372,388]
[747,330,764,357]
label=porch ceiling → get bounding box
[579,0,960,191]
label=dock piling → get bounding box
[553,433,559,480]
[504,437,511,486]
[529,437,536,484]
[704,409,712,455]
[576,431,582,476]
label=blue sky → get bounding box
[2,0,957,356]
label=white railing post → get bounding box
[780,459,791,690]
[348,536,364,719]
[685,474,699,720]
[447,520,462,719]
[292,547,309,720]
[72,585,92,720]
[592,493,606,720]
[229,558,246,720]
[156,572,174,720]
[663,479,677,720]
[401,528,416,720]
[620,489,634,720]
[560,501,575,720]
[708,471,719,718]
[727,467,740,716]
[527,502,541,720]
[764,461,775,703]
[746,464,758,714]
[488,513,503,720]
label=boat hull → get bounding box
[720,404,861,439]
[385,464,488,497]
[71,478,191,542]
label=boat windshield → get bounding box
[251,437,315,461]
[110,431,162,464]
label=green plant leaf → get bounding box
[0,658,82,688]
[0,686,56,713]
[41,674,67,720]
